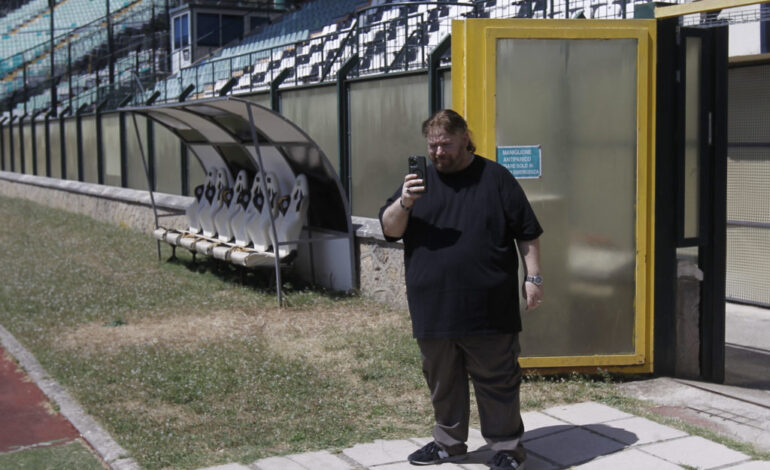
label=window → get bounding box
[173,16,181,49]
[173,14,189,49]
[221,15,243,46]
[197,13,219,47]
[181,14,189,48]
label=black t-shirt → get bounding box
[379,156,543,338]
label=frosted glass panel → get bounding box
[350,75,428,217]
[22,123,33,174]
[35,120,46,176]
[11,124,21,172]
[102,114,121,187]
[125,115,149,190]
[495,38,638,356]
[2,125,9,170]
[154,123,182,195]
[64,118,78,181]
[683,36,702,240]
[49,121,62,179]
[281,86,338,173]
[81,116,98,183]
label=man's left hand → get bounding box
[523,282,544,311]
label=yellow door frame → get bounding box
[453,19,657,373]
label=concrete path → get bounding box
[199,401,769,469]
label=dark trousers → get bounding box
[417,334,526,461]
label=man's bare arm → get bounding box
[381,174,424,238]
[518,237,543,311]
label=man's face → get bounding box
[426,128,471,174]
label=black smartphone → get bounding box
[408,155,428,193]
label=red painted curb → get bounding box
[0,346,80,453]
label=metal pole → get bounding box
[107,0,114,85]
[336,54,358,201]
[49,0,57,110]
[246,103,283,307]
[428,35,451,116]
[131,113,162,261]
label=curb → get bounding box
[0,324,141,470]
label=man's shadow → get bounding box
[463,424,639,468]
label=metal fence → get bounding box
[726,61,770,308]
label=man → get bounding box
[379,110,543,470]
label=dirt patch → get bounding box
[54,302,408,362]
[55,310,269,353]
[117,400,202,427]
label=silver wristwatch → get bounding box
[525,274,543,286]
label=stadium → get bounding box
[0,0,769,381]
[1,1,770,469]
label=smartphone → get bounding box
[408,155,428,193]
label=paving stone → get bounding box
[457,452,558,470]
[252,456,307,470]
[727,462,770,469]
[524,427,627,467]
[586,416,688,445]
[467,428,488,450]
[571,448,684,469]
[641,435,751,469]
[373,462,465,470]
[522,411,574,442]
[288,450,353,470]
[198,464,251,470]
[411,436,433,447]
[343,439,419,467]
[543,402,633,426]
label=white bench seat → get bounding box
[154,227,277,268]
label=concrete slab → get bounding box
[252,456,307,470]
[618,377,770,452]
[342,439,419,467]
[585,416,688,445]
[523,427,627,467]
[412,429,487,452]
[726,303,770,351]
[198,464,251,470]
[467,427,488,450]
[543,402,633,425]
[640,435,751,469]
[456,452,558,470]
[287,450,353,470]
[521,411,573,442]
[727,462,770,469]
[373,462,465,470]
[571,448,684,469]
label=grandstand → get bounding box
[5,0,766,115]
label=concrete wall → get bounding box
[0,171,408,307]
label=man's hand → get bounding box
[523,281,544,311]
[400,173,425,209]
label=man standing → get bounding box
[379,110,543,470]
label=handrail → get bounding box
[1,0,150,65]
[320,18,358,82]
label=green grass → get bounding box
[0,441,105,470]
[0,194,767,469]
[0,195,431,469]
